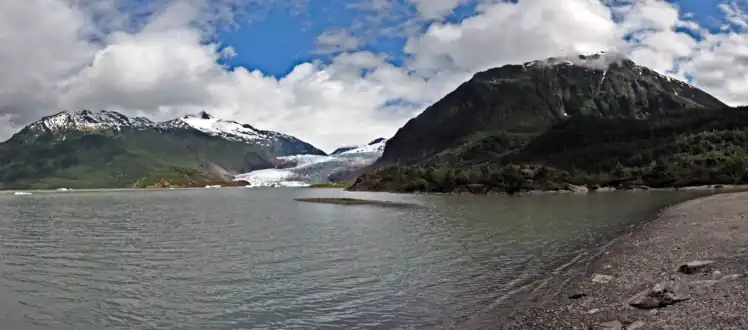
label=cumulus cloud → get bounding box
[1,0,748,152]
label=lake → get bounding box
[0,188,712,329]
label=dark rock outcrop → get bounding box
[242,150,280,173]
[678,260,716,274]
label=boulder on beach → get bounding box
[627,275,690,309]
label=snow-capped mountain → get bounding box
[157,111,323,155]
[237,137,388,187]
[23,110,154,135]
[10,110,325,156]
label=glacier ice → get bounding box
[236,139,386,187]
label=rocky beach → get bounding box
[460,191,748,330]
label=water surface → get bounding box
[0,188,711,329]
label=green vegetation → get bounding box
[294,197,413,207]
[350,56,745,194]
[0,129,257,190]
[132,166,248,188]
[376,57,725,166]
[350,107,748,194]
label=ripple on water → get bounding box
[0,189,710,329]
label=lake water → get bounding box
[0,188,712,329]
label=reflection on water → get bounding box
[0,188,709,329]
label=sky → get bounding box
[1,0,748,152]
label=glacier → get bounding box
[236,139,386,187]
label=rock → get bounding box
[626,320,646,330]
[721,274,743,281]
[691,279,720,287]
[627,275,690,309]
[678,260,716,274]
[199,162,234,182]
[592,274,615,284]
[569,293,588,300]
[242,150,280,173]
[274,159,298,169]
[594,320,623,330]
[587,308,601,314]
[569,184,589,193]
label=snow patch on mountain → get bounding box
[338,138,386,155]
[31,110,154,133]
[157,111,318,152]
[14,110,324,156]
[160,111,268,143]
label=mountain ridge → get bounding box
[9,109,326,156]
[0,109,324,189]
[350,54,742,194]
[374,53,726,167]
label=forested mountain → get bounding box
[350,54,745,194]
[0,110,324,189]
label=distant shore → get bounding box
[460,191,748,329]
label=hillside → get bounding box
[349,54,744,194]
[375,53,725,166]
[0,110,324,189]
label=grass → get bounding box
[294,197,413,207]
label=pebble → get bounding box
[596,320,623,330]
[592,274,615,284]
[626,320,646,330]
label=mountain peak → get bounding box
[520,51,631,70]
[368,137,386,145]
[32,110,154,133]
[198,111,213,120]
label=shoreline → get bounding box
[347,183,748,197]
[459,191,748,329]
[4,183,748,194]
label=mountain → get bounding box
[0,110,325,189]
[237,138,388,187]
[158,111,325,156]
[375,53,725,166]
[349,54,744,194]
[331,138,387,155]
[331,146,356,155]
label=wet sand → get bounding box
[460,191,748,329]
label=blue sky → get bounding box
[3,0,748,150]
[217,0,480,76]
[218,0,741,76]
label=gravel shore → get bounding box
[460,191,748,330]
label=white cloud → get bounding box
[314,29,362,53]
[1,0,748,153]
[0,0,95,125]
[407,0,466,20]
